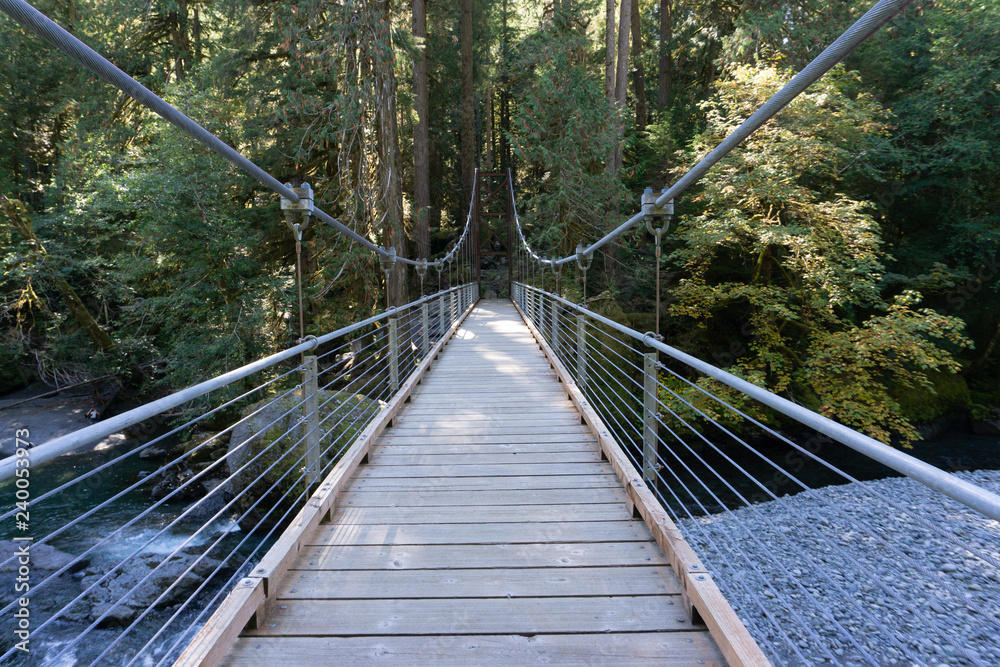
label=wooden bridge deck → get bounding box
[214,300,728,665]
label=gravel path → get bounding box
[679,470,1000,666]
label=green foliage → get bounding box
[508,1,627,255]
[666,64,971,444]
[1,0,998,445]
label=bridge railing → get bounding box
[0,283,477,666]
[514,281,1000,667]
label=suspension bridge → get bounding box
[2,0,1000,664]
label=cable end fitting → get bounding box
[379,247,397,273]
[281,183,314,216]
[642,187,674,232]
[642,331,665,347]
[297,334,318,349]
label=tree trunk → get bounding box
[169,0,191,81]
[500,0,512,173]
[460,0,475,210]
[630,0,646,132]
[412,0,431,261]
[484,84,493,171]
[609,0,632,172]
[0,196,114,351]
[614,0,632,105]
[376,4,407,307]
[604,0,616,102]
[657,0,672,108]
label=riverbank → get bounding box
[0,385,125,457]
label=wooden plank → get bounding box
[221,632,724,666]
[276,565,681,599]
[513,297,770,667]
[396,406,575,417]
[421,363,552,369]
[374,434,596,445]
[174,577,264,667]
[355,462,612,477]
[370,442,595,455]
[411,389,560,397]
[338,487,627,507]
[392,413,579,424]
[294,541,669,570]
[379,425,591,437]
[368,452,601,466]
[347,474,622,491]
[330,503,629,525]
[244,596,691,636]
[400,398,572,407]
[308,520,655,546]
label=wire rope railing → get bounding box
[0,283,478,665]
[514,281,1000,666]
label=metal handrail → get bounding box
[514,282,1000,522]
[0,284,471,480]
[0,282,479,665]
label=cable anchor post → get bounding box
[379,247,397,310]
[575,244,593,306]
[643,187,674,337]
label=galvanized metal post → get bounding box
[302,355,320,486]
[438,293,446,340]
[549,296,559,355]
[643,352,660,484]
[388,316,400,393]
[576,313,587,391]
[421,303,429,358]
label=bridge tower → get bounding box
[473,171,513,297]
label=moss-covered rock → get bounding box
[893,370,971,424]
[226,390,381,529]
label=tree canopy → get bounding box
[1,0,997,445]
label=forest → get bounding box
[1,0,998,447]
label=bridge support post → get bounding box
[438,293,446,342]
[420,303,430,358]
[576,313,587,392]
[302,355,320,486]
[549,296,559,357]
[388,316,399,393]
[643,352,660,484]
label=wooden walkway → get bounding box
[208,300,729,665]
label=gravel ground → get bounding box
[679,470,1000,667]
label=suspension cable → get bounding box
[502,0,916,267]
[0,0,475,268]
